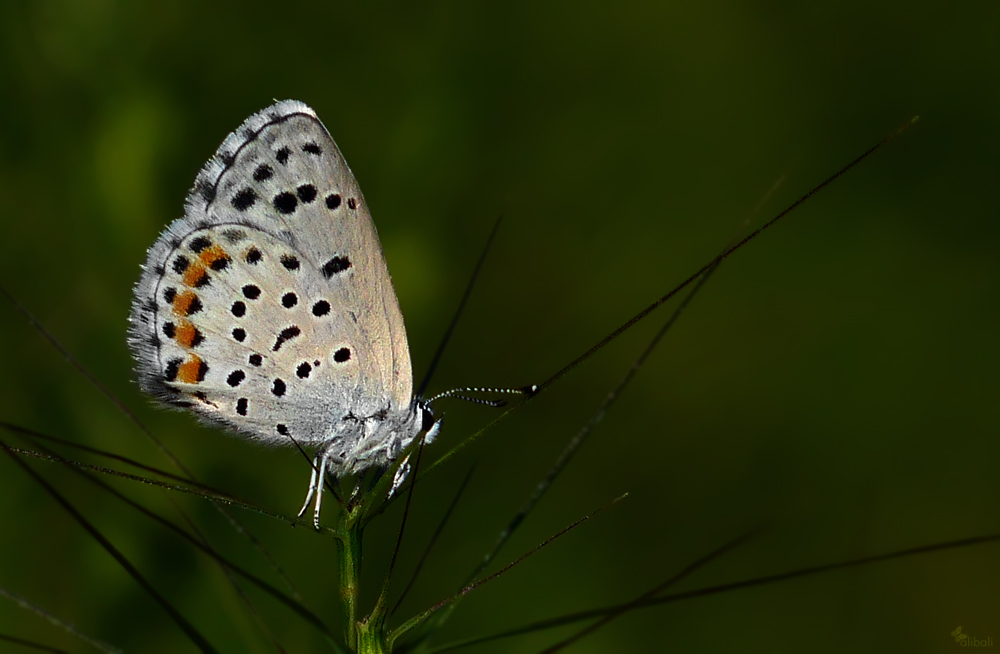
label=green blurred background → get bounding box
[1,1,998,652]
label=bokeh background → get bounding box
[1,1,998,652]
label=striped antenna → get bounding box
[426,385,538,408]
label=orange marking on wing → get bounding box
[172,291,200,316]
[177,355,207,384]
[199,245,231,268]
[183,262,208,287]
[174,321,199,348]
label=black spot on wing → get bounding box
[189,236,211,253]
[165,357,181,382]
[195,359,209,382]
[232,188,257,211]
[253,164,273,181]
[273,192,297,214]
[272,326,301,352]
[296,184,317,203]
[321,256,351,279]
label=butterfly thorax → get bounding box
[322,399,432,474]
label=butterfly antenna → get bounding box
[426,385,537,409]
[416,216,503,400]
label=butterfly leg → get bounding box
[297,454,322,525]
[311,449,331,529]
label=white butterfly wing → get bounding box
[129,101,414,448]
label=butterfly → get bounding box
[128,100,438,526]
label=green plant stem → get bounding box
[337,506,363,651]
[356,613,388,654]
[338,483,394,654]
